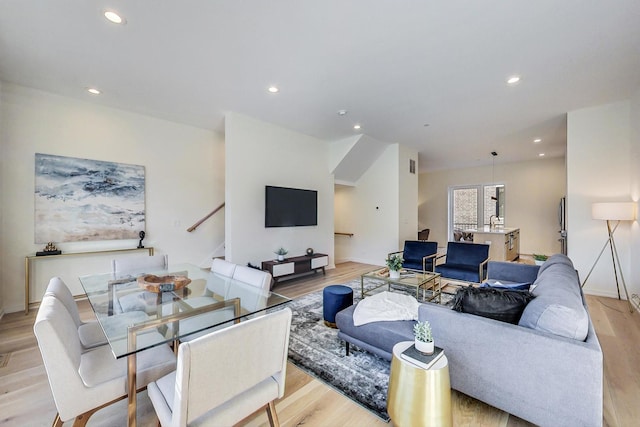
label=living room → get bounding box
[1,2,640,426]
[2,84,639,313]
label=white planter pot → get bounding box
[389,270,400,279]
[277,255,284,261]
[415,339,434,355]
[534,259,545,266]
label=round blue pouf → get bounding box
[323,285,354,328]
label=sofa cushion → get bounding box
[452,286,534,324]
[335,305,415,355]
[519,261,588,340]
[436,264,482,283]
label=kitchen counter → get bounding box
[472,227,520,261]
[466,226,518,234]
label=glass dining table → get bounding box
[79,263,291,427]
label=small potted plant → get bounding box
[414,320,434,355]
[533,253,548,266]
[274,247,288,262]
[386,254,404,279]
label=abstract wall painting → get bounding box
[34,153,145,243]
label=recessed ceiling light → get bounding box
[539,153,545,157]
[267,86,279,93]
[104,10,125,24]
[353,124,361,130]
[86,88,101,95]
[337,110,347,116]
[506,75,521,85]
[533,138,542,143]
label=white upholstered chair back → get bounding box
[44,276,107,350]
[34,295,109,423]
[211,258,236,277]
[111,254,168,275]
[232,265,272,290]
[35,294,176,425]
[148,307,292,427]
[44,276,83,327]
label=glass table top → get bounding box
[80,263,291,358]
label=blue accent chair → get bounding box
[435,242,490,283]
[388,240,439,272]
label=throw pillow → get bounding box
[452,286,535,324]
[481,279,531,291]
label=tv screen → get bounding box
[265,185,317,227]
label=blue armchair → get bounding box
[435,242,490,283]
[389,240,439,272]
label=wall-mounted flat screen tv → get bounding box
[265,185,317,227]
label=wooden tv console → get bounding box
[261,253,328,283]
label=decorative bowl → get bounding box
[137,274,191,293]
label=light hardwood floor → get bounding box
[1,261,638,426]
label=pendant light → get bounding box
[491,151,498,201]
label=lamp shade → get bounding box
[591,202,637,221]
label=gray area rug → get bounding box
[286,279,454,421]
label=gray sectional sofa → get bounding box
[335,254,603,427]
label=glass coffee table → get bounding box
[361,267,442,303]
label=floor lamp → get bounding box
[581,202,636,313]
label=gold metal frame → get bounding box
[361,268,442,302]
[125,297,241,427]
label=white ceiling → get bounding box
[1,1,639,172]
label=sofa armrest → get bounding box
[417,304,602,427]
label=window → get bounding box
[449,184,505,241]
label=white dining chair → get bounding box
[111,254,169,314]
[180,264,272,343]
[232,265,273,290]
[45,276,151,350]
[211,257,236,277]
[44,276,107,350]
[147,307,293,427]
[34,294,176,427]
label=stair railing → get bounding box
[187,202,225,232]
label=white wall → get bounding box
[419,157,566,255]
[334,184,355,263]
[630,89,640,301]
[567,99,637,298]
[333,144,411,266]
[0,79,4,316]
[224,112,334,268]
[398,144,419,247]
[0,83,224,313]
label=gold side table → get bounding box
[387,341,452,427]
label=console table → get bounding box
[24,247,154,314]
[261,253,328,284]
